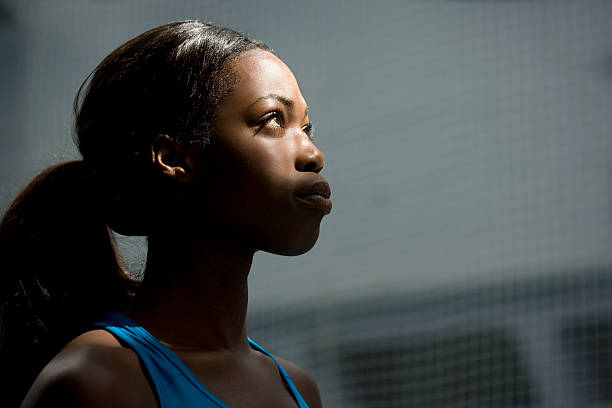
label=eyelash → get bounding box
[262,111,315,142]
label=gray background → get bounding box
[1,1,611,407]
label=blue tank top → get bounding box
[92,312,309,408]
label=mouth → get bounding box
[295,180,332,214]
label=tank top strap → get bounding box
[92,311,230,407]
[92,312,309,408]
[247,338,310,408]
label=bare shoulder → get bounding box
[20,330,156,408]
[275,357,322,408]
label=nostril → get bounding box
[303,161,318,173]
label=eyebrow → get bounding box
[248,93,309,120]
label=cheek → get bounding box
[214,137,292,204]
[195,144,281,227]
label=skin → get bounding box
[21,49,326,408]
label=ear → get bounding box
[150,134,195,183]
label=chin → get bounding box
[264,227,321,257]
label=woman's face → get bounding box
[193,49,330,256]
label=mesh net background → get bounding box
[1,0,612,407]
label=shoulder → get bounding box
[20,330,156,408]
[275,357,322,408]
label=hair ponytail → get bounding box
[0,160,136,405]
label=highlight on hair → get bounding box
[0,20,270,405]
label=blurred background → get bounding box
[1,0,612,406]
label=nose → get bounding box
[295,135,324,173]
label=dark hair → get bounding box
[0,20,270,405]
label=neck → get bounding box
[125,235,255,353]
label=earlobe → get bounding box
[151,134,195,183]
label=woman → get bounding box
[0,20,327,407]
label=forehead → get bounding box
[224,49,306,108]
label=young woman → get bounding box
[0,20,328,407]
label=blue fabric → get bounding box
[92,312,309,408]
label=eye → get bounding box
[302,123,315,142]
[264,111,283,128]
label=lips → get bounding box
[296,180,331,199]
[295,179,332,214]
